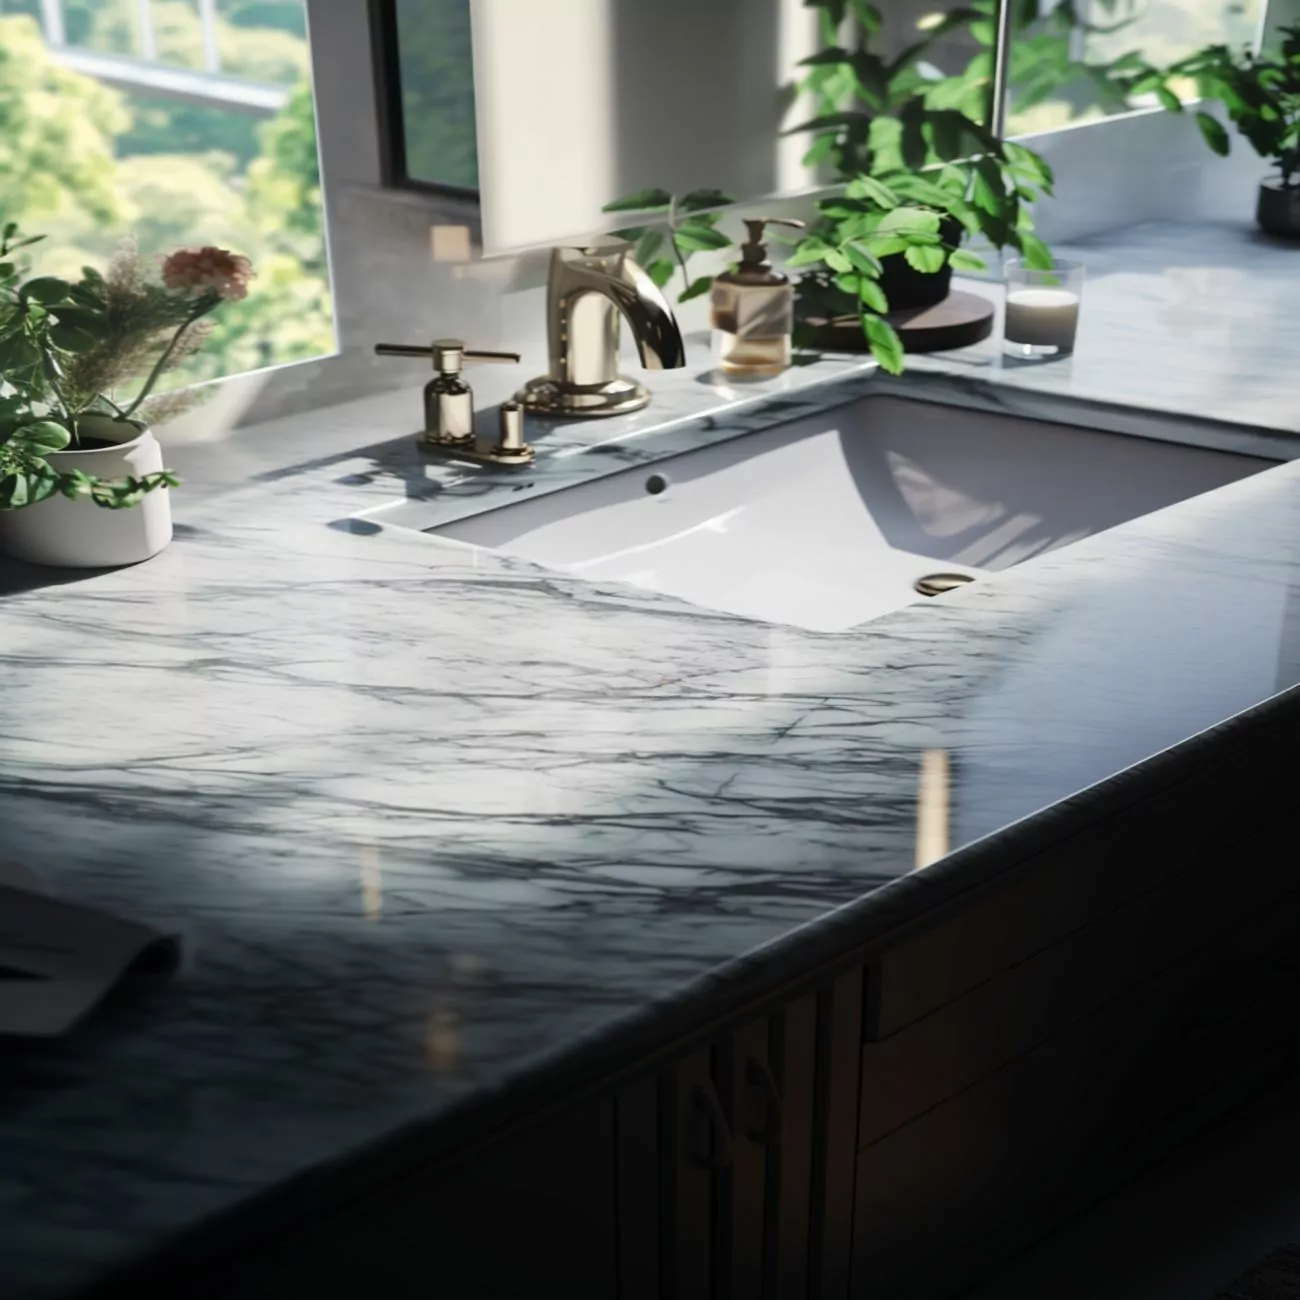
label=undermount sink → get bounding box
[430,395,1271,633]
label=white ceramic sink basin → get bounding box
[432,395,1270,632]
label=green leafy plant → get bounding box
[0,220,253,511]
[920,0,1164,134]
[601,187,738,303]
[781,172,994,372]
[790,1,1056,266]
[597,0,1064,375]
[1152,23,1300,190]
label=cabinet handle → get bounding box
[744,1057,784,1146]
[687,1083,734,1170]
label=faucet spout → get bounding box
[518,245,687,419]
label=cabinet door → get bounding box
[768,991,817,1299]
[810,969,863,1300]
[671,1044,728,1300]
[723,1015,775,1300]
[616,1073,662,1300]
[614,970,865,1300]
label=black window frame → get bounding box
[369,0,481,201]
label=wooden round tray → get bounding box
[808,290,995,355]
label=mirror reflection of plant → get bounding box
[916,0,1159,132]
[0,221,250,511]
[601,188,738,302]
[1150,24,1300,190]
[791,0,1055,268]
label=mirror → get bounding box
[1003,0,1269,134]
[466,0,1005,255]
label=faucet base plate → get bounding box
[516,375,650,420]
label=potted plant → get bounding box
[0,222,253,568]
[602,0,1056,372]
[1150,23,1300,239]
[785,0,1055,347]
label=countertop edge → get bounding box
[73,681,1300,1299]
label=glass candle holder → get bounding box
[1003,258,1085,360]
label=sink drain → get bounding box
[914,572,976,598]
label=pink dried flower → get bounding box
[161,246,255,302]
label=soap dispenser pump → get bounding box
[710,217,807,377]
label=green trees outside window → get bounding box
[0,2,333,396]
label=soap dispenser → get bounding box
[710,217,807,377]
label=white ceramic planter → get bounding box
[0,414,173,568]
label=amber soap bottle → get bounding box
[709,216,806,377]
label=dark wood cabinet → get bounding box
[612,974,863,1300]
[169,699,1300,1300]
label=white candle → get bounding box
[1005,287,1080,351]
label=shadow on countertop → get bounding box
[0,554,112,598]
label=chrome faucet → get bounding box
[517,245,687,419]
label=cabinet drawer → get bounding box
[859,817,1300,1145]
[851,890,1300,1300]
[867,716,1300,1039]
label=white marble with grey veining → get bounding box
[4,220,1300,1299]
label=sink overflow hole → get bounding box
[915,572,976,598]
[645,473,668,496]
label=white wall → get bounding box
[472,0,823,253]
[1020,105,1265,246]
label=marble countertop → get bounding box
[4,220,1300,1299]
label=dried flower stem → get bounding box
[123,306,205,419]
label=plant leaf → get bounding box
[633,230,665,268]
[679,189,736,212]
[0,332,41,372]
[849,0,883,34]
[786,239,833,267]
[1002,141,1054,189]
[1195,111,1231,156]
[11,419,70,453]
[602,188,673,213]
[1155,84,1183,112]
[673,223,733,252]
[825,248,853,273]
[948,248,988,272]
[678,276,713,302]
[900,100,928,169]
[646,259,675,289]
[904,244,948,273]
[858,278,888,313]
[864,234,909,258]
[810,0,847,27]
[1017,232,1054,269]
[783,109,873,137]
[875,206,942,235]
[845,174,899,207]
[844,242,883,276]
[20,276,73,306]
[863,314,905,374]
[798,45,854,67]
[48,305,111,353]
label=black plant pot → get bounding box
[1256,180,1300,239]
[875,216,964,310]
[800,216,990,355]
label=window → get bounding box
[0,0,334,389]
[1006,0,1267,135]
[373,0,478,195]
